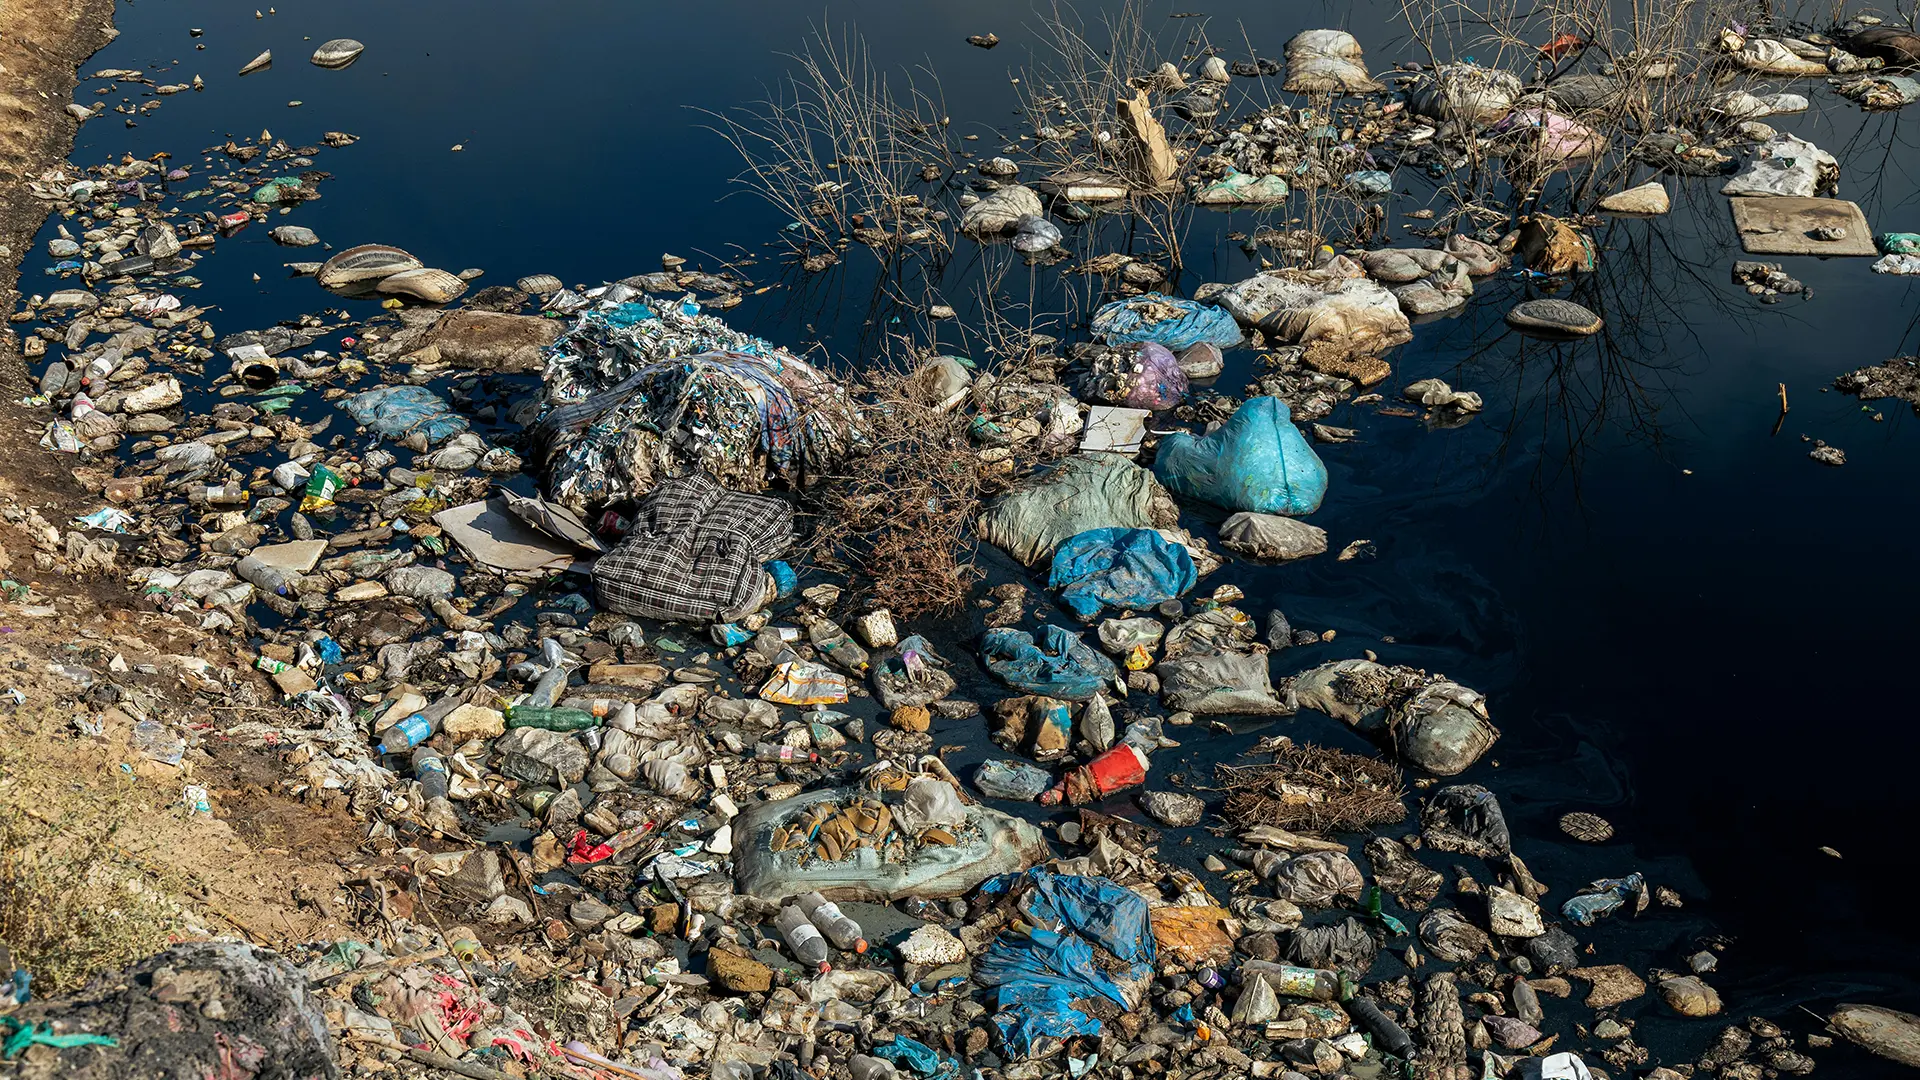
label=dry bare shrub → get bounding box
[795,349,1063,618]
[704,24,959,261]
[1217,742,1409,833]
[0,719,181,994]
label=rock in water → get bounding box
[1597,180,1670,214]
[311,38,365,67]
[1505,298,1603,335]
[959,185,1044,236]
[1659,976,1723,1017]
[317,244,422,289]
[239,49,272,75]
[707,947,773,993]
[1218,513,1328,560]
[1832,1004,1920,1067]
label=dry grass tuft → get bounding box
[0,722,182,995]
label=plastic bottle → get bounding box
[376,693,464,756]
[411,745,450,801]
[528,664,569,707]
[234,554,299,597]
[1238,960,1341,1002]
[850,1056,898,1080]
[1228,847,1289,880]
[1347,996,1415,1058]
[753,743,818,763]
[775,904,831,971]
[797,891,868,953]
[504,704,600,731]
[806,621,870,673]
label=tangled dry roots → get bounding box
[1216,742,1409,832]
[796,362,1041,617]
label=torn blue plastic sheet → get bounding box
[1049,527,1196,622]
[1089,293,1243,351]
[981,625,1119,701]
[1561,873,1644,926]
[870,1036,955,1077]
[974,870,1158,1058]
[342,385,469,447]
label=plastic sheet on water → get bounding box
[1048,527,1196,622]
[1089,293,1243,350]
[981,625,1119,701]
[341,385,469,447]
[1153,396,1328,515]
[975,869,1158,1057]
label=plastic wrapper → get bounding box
[758,660,850,706]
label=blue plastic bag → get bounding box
[342,385,469,447]
[1152,396,1327,515]
[1090,293,1244,350]
[975,759,1055,801]
[974,870,1158,1057]
[981,625,1118,701]
[1048,528,1196,622]
[870,1036,954,1077]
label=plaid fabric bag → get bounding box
[592,472,793,623]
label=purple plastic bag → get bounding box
[1080,342,1189,410]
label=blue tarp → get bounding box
[981,625,1118,701]
[1153,396,1327,516]
[975,870,1158,1057]
[1089,293,1243,350]
[1048,528,1196,622]
[342,385,469,447]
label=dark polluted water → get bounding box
[28,0,1920,1072]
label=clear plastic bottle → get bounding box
[797,891,868,953]
[235,554,299,597]
[1238,960,1341,1001]
[753,743,818,763]
[775,903,831,971]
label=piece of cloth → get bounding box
[1089,293,1243,350]
[591,472,791,623]
[1048,527,1196,621]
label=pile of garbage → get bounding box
[16,6,1920,1078]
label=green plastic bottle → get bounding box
[504,704,600,731]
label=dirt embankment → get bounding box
[0,0,363,988]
